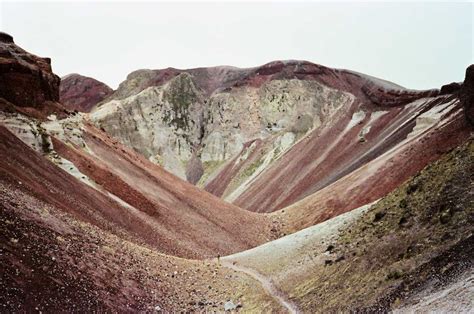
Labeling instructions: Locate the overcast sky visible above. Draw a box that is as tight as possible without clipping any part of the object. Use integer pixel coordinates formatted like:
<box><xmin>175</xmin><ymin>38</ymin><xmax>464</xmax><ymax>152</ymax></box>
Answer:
<box><xmin>1</xmin><ymin>1</ymin><xmax>472</xmax><ymax>89</ymax></box>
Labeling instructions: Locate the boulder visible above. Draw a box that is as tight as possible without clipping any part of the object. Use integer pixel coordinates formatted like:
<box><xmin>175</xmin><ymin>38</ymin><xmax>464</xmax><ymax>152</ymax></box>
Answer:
<box><xmin>0</xmin><ymin>32</ymin><xmax>65</xmax><ymax>119</ymax></box>
<box><xmin>0</xmin><ymin>32</ymin><xmax>60</xmax><ymax>109</ymax></box>
<box><xmin>224</xmin><ymin>300</ymin><xmax>238</xmax><ymax>311</ymax></box>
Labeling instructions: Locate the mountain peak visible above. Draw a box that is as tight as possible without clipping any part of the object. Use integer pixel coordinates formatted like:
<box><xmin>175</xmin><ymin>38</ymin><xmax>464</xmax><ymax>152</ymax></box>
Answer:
<box><xmin>59</xmin><ymin>73</ymin><xmax>113</xmax><ymax>112</ymax></box>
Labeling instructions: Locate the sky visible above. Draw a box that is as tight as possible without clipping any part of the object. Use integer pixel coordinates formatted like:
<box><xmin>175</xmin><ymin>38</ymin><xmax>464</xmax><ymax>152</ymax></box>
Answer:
<box><xmin>0</xmin><ymin>1</ymin><xmax>472</xmax><ymax>90</ymax></box>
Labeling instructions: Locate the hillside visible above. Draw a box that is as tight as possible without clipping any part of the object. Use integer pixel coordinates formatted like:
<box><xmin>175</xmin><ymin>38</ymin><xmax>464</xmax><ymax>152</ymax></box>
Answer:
<box><xmin>0</xmin><ymin>33</ymin><xmax>275</xmax><ymax>260</ymax></box>
<box><xmin>59</xmin><ymin>74</ymin><xmax>113</xmax><ymax>112</ymax></box>
<box><xmin>81</xmin><ymin>58</ymin><xmax>470</xmax><ymax>218</ymax></box>
<box><xmin>223</xmin><ymin>137</ymin><xmax>473</xmax><ymax>311</ymax></box>
<box><xmin>1</xmin><ymin>30</ymin><xmax>473</xmax><ymax>312</ymax></box>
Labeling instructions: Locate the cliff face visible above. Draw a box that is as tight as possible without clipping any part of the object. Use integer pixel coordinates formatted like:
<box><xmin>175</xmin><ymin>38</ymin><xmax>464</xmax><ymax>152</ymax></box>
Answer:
<box><xmin>6</xmin><ymin>28</ymin><xmax>469</xmax><ymax>216</ymax></box>
<box><xmin>0</xmin><ymin>34</ymin><xmax>272</xmax><ymax>260</ymax></box>
<box><xmin>0</xmin><ymin>36</ymin><xmax>278</xmax><ymax>310</ymax></box>
<box><xmin>461</xmin><ymin>65</ymin><xmax>474</xmax><ymax>125</ymax></box>
<box><xmin>88</xmin><ymin>60</ymin><xmax>466</xmax><ymax>213</ymax></box>
<box><xmin>91</xmin><ymin>70</ymin><xmax>354</xmax><ymax>180</ymax></box>
<box><xmin>1</xmin><ymin>33</ymin><xmax>472</xmax><ymax>313</ymax></box>
<box><xmin>60</xmin><ymin>74</ymin><xmax>113</xmax><ymax>112</ymax></box>
<box><xmin>0</xmin><ymin>32</ymin><xmax>61</xmax><ymax>117</ymax></box>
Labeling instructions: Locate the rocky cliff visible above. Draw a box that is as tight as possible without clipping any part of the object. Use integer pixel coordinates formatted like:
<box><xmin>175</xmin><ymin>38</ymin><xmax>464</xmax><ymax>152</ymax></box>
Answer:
<box><xmin>87</xmin><ymin>59</ymin><xmax>471</xmax><ymax>215</ymax></box>
<box><xmin>90</xmin><ymin>61</ymin><xmax>429</xmax><ymax>183</ymax></box>
<box><xmin>0</xmin><ymin>35</ymin><xmax>273</xmax><ymax>260</ymax></box>
<box><xmin>0</xmin><ymin>32</ymin><xmax>63</xmax><ymax>118</ymax></box>
<box><xmin>1</xmin><ymin>34</ymin><xmax>473</xmax><ymax>312</ymax></box>
<box><xmin>60</xmin><ymin>74</ymin><xmax>113</xmax><ymax>112</ymax></box>
<box><xmin>461</xmin><ymin>65</ymin><xmax>474</xmax><ymax>125</ymax></box>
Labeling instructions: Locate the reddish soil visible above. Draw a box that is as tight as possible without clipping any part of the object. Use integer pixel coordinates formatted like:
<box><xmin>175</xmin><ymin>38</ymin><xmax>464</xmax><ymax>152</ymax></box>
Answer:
<box><xmin>0</xmin><ymin>182</ymin><xmax>277</xmax><ymax>312</ymax></box>
<box><xmin>230</xmin><ymin>95</ymin><xmax>470</xmax><ymax>214</ymax></box>
<box><xmin>281</xmin><ymin>108</ymin><xmax>470</xmax><ymax>232</ymax></box>
<box><xmin>60</xmin><ymin>74</ymin><xmax>113</xmax><ymax>112</ymax></box>
<box><xmin>51</xmin><ymin>123</ymin><xmax>274</xmax><ymax>258</ymax></box>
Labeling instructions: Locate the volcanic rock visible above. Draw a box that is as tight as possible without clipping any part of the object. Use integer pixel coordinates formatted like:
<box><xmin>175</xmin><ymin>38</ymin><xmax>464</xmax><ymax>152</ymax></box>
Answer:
<box><xmin>0</xmin><ymin>32</ymin><xmax>14</xmax><ymax>43</ymax></box>
<box><xmin>60</xmin><ymin>74</ymin><xmax>113</xmax><ymax>112</ymax></box>
<box><xmin>460</xmin><ymin>65</ymin><xmax>474</xmax><ymax>126</ymax></box>
<box><xmin>440</xmin><ymin>82</ymin><xmax>462</xmax><ymax>95</ymax></box>
<box><xmin>0</xmin><ymin>32</ymin><xmax>61</xmax><ymax>112</ymax></box>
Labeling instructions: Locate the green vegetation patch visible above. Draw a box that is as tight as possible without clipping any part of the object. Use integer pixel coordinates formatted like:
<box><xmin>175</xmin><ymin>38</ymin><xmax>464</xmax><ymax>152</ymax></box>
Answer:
<box><xmin>240</xmin><ymin>158</ymin><xmax>264</xmax><ymax>180</ymax></box>
<box><xmin>196</xmin><ymin>160</ymin><xmax>225</xmax><ymax>188</ymax></box>
<box><xmin>162</xmin><ymin>74</ymin><xmax>200</xmax><ymax>131</ymax></box>
<box><xmin>292</xmin><ymin>138</ymin><xmax>474</xmax><ymax>312</ymax></box>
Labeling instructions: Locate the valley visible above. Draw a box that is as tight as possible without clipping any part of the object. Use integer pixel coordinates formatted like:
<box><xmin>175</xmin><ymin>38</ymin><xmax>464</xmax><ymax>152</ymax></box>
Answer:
<box><xmin>0</xmin><ymin>31</ymin><xmax>472</xmax><ymax>312</ymax></box>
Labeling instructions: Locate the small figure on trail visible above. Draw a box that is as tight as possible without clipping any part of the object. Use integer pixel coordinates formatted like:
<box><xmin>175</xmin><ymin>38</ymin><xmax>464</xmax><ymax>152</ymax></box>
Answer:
<box><xmin>217</xmin><ymin>253</ymin><xmax>221</xmax><ymax>266</ymax></box>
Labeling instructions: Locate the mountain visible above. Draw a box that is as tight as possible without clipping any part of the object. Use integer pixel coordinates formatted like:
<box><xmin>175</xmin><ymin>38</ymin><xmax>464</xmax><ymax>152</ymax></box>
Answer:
<box><xmin>0</xmin><ymin>34</ymin><xmax>275</xmax><ymax>261</ymax></box>
<box><xmin>1</xmin><ymin>31</ymin><xmax>472</xmax><ymax>312</ymax></box>
<box><xmin>223</xmin><ymin>137</ymin><xmax>473</xmax><ymax>312</ymax></box>
<box><xmin>59</xmin><ymin>74</ymin><xmax>113</xmax><ymax>112</ymax></box>
<box><xmin>84</xmin><ymin>59</ymin><xmax>469</xmax><ymax>219</ymax></box>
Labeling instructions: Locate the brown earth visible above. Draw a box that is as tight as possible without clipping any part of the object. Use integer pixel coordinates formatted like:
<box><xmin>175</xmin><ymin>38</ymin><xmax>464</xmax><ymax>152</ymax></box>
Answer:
<box><xmin>60</xmin><ymin>74</ymin><xmax>113</xmax><ymax>112</ymax></box>
<box><xmin>0</xmin><ymin>182</ymin><xmax>282</xmax><ymax>312</ymax></box>
<box><xmin>0</xmin><ymin>33</ymin><xmax>63</xmax><ymax>119</ymax></box>
<box><xmin>1</xmin><ymin>32</ymin><xmax>473</xmax><ymax>312</ymax></box>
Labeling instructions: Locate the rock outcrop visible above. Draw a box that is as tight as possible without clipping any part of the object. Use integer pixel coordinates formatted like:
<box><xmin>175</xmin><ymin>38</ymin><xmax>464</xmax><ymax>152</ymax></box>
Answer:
<box><xmin>461</xmin><ymin>65</ymin><xmax>474</xmax><ymax>126</ymax></box>
<box><xmin>440</xmin><ymin>82</ymin><xmax>462</xmax><ymax>95</ymax></box>
<box><xmin>0</xmin><ymin>37</ymin><xmax>272</xmax><ymax>260</ymax></box>
<box><xmin>51</xmin><ymin>45</ymin><xmax>473</xmax><ymax>217</ymax></box>
<box><xmin>1</xmin><ymin>34</ymin><xmax>472</xmax><ymax>313</ymax></box>
<box><xmin>89</xmin><ymin>60</ymin><xmax>450</xmax><ymax>199</ymax></box>
<box><xmin>0</xmin><ymin>32</ymin><xmax>61</xmax><ymax>117</ymax></box>
<box><xmin>60</xmin><ymin>74</ymin><xmax>113</xmax><ymax>112</ymax></box>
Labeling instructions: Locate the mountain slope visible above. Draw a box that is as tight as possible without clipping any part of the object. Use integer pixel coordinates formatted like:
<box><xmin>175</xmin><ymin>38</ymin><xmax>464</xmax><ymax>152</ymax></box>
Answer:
<box><xmin>2</xmin><ymin>31</ymin><xmax>473</xmax><ymax>312</ymax></box>
<box><xmin>223</xmin><ymin>137</ymin><xmax>473</xmax><ymax>311</ymax></box>
<box><xmin>0</xmin><ymin>33</ymin><xmax>275</xmax><ymax>260</ymax></box>
<box><xmin>85</xmin><ymin>58</ymin><xmax>469</xmax><ymax>219</ymax></box>
<box><xmin>0</xmin><ymin>178</ymin><xmax>282</xmax><ymax>312</ymax></box>
<box><xmin>60</xmin><ymin>74</ymin><xmax>113</xmax><ymax>112</ymax></box>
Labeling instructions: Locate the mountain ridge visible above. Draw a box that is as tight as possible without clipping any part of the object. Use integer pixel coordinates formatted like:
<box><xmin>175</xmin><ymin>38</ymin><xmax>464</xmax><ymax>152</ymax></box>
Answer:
<box><xmin>59</xmin><ymin>73</ymin><xmax>113</xmax><ymax>112</ymax></box>
<box><xmin>1</xmin><ymin>32</ymin><xmax>473</xmax><ymax>311</ymax></box>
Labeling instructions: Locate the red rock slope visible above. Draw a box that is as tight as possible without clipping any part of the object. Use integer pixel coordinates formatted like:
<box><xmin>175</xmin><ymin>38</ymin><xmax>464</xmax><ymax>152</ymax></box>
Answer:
<box><xmin>60</xmin><ymin>73</ymin><xmax>113</xmax><ymax>112</ymax></box>
<box><xmin>231</xmin><ymin>92</ymin><xmax>470</xmax><ymax>215</ymax></box>
<box><xmin>204</xmin><ymin>67</ymin><xmax>471</xmax><ymax>216</ymax></box>
<box><xmin>0</xmin><ymin>33</ymin><xmax>274</xmax><ymax>259</ymax></box>
<box><xmin>0</xmin><ymin>137</ymin><xmax>280</xmax><ymax>311</ymax></box>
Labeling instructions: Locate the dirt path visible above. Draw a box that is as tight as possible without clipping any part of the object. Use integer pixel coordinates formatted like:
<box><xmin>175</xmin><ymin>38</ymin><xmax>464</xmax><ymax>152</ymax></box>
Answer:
<box><xmin>221</xmin><ymin>260</ymin><xmax>300</xmax><ymax>313</ymax></box>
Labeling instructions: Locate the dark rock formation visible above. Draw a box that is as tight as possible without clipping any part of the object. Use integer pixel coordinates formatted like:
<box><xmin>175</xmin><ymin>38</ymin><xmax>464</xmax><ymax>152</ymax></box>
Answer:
<box><xmin>440</xmin><ymin>82</ymin><xmax>462</xmax><ymax>95</ymax></box>
<box><xmin>460</xmin><ymin>65</ymin><xmax>474</xmax><ymax>126</ymax></box>
<box><xmin>60</xmin><ymin>74</ymin><xmax>113</xmax><ymax>112</ymax></box>
<box><xmin>360</xmin><ymin>83</ymin><xmax>438</xmax><ymax>107</ymax></box>
<box><xmin>0</xmin><ymin>32</ymin><xmax>14</xmax><ymax>43</ymax></box>
<box><xmin>0</xmin><ymin>33</ymin><xmax>60</xmax><ymax>110</ymax></box>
